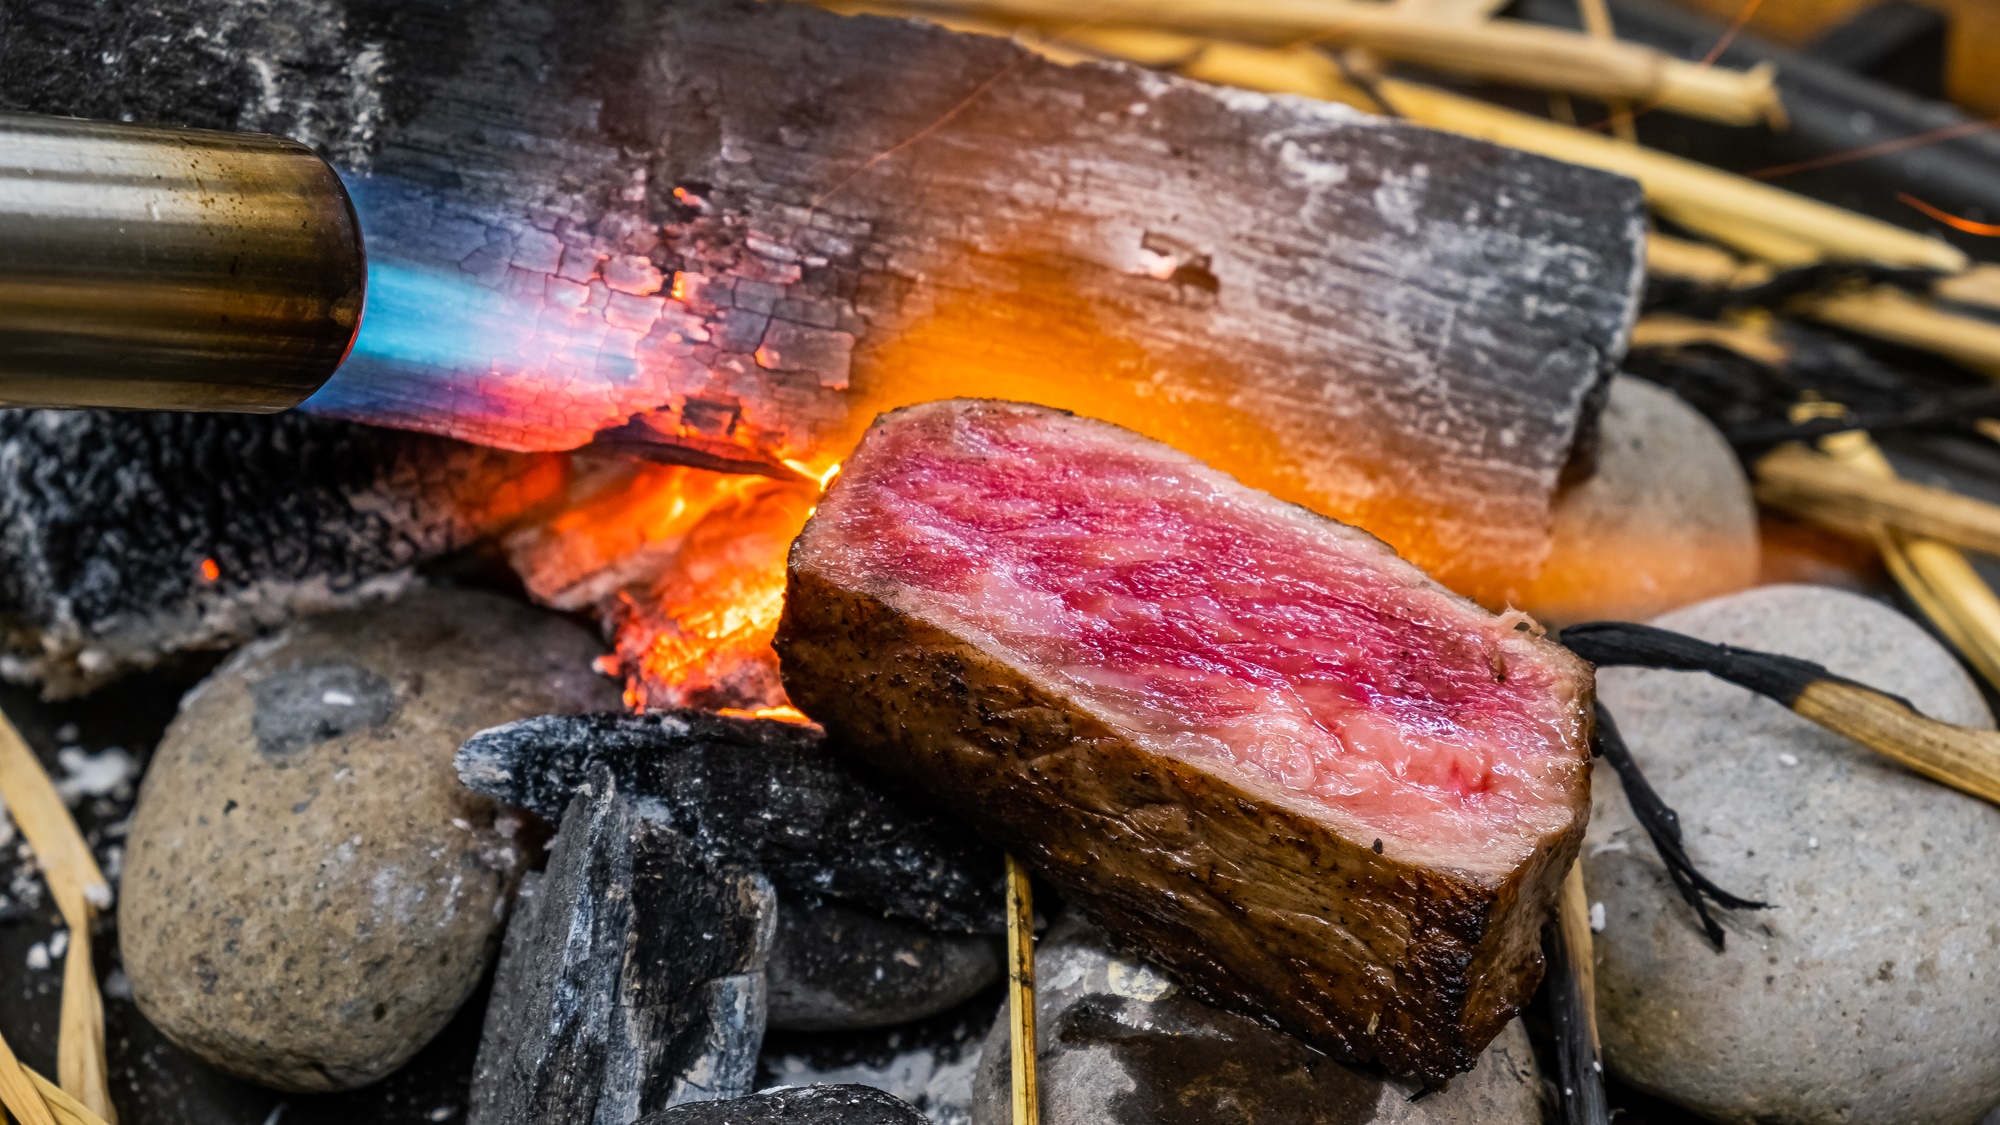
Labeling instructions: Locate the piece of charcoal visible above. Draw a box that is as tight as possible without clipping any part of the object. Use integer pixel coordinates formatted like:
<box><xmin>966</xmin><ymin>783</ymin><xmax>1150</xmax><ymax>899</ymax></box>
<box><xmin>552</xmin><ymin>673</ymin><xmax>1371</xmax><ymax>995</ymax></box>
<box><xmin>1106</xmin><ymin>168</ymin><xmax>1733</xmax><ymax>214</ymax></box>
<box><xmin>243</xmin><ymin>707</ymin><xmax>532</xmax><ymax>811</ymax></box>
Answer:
<box><xmin>0</xmin><ymin>409</ymin><xmax>562</xmax><ymax>696</ymax></box>
<box><xmin>456</xmin><ymin>710</ymin><xmax>1004</xmax><ymax>933</ymax></box>
<box><xmin>469</xmin><ymin>766</ymin><xmax>776</xmax><ymax>1125</ymax></box>
<box><xmin>1</xmin><ymin>0</ymin><xmax>1645</xmax><ymax>609</ymax></box>
<box><xmin>636</xmin><ymin>1084</ymin><xmax>929</xmax><ymax>1125</ymax></box>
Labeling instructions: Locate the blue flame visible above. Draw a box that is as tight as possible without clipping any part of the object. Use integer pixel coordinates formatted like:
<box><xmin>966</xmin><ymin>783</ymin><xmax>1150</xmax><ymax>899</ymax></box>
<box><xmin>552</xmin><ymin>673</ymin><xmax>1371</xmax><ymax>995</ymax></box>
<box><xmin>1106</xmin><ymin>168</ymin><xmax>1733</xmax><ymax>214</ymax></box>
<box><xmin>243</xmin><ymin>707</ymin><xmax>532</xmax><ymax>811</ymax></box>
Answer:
<box><xmin>300</xmin><ymin>172</ymin><xmax>663</xmax><ymax>450</ymax></box>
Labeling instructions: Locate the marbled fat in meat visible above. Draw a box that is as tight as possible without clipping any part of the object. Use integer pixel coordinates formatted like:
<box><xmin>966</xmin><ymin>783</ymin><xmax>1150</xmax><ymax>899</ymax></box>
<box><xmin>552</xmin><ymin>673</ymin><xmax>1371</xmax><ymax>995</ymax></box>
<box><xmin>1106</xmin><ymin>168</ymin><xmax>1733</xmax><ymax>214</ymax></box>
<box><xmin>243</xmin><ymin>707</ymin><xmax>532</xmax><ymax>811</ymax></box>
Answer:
<box><xmin>797</xmin><ymin>400</ymin><xmax>1588</xmax><ymax>874</ymax></box>
<box><xmin>777</xmin><ymin>399</ymin><xmax>1594</xmax><ymax>1081</ymax></box>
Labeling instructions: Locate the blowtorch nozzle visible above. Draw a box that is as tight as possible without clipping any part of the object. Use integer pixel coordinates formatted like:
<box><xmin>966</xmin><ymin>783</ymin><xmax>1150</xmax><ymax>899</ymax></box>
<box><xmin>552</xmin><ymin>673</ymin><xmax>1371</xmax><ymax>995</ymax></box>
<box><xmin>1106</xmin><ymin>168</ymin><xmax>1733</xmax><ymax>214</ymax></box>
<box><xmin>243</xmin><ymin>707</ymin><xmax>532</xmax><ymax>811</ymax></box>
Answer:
<box><xmin>0</xmin><ymin>112</ymin><xmax>366</xmax><ymax>412</ymax></box>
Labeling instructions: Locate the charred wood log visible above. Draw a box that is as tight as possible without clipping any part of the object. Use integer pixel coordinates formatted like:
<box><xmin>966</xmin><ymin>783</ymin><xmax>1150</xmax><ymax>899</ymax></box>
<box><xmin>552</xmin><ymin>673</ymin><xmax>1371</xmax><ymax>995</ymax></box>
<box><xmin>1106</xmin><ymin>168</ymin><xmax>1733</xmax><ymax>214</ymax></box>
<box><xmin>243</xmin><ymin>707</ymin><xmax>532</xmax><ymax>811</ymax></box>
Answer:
<box><xmin>469</xmin><ymin>766</ymin><xmax>776</xmax><ymax>1125</ymax></box>
<box><xmin>0</xmin><ymin>0</ymin><xmax>1646</xmax><ymax>605</ymax></box>
<box><xmin>0</xmin><ymin>409</ymin><xmax>562</xmax><ymax>696</ymax></box>
<box><xmin>455</xmin><ymin>709</ymin><xmax>1005</xmax><ymax>932</ymax></box>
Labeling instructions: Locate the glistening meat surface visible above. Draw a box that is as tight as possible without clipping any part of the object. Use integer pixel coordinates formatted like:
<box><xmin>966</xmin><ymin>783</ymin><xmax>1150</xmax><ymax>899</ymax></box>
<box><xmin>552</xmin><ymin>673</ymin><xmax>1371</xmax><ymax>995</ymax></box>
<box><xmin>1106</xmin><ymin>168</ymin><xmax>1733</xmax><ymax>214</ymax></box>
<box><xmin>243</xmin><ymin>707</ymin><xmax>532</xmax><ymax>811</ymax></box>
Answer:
<box><xmin>776</xmin><ymin>399</ymin><xmax>1593</xmax><ymax>1080</ymax></box>
<box><xmin>800</xmin><ymin>401</ymin><xmax>1584</xmax><ymax>871</ymax></box>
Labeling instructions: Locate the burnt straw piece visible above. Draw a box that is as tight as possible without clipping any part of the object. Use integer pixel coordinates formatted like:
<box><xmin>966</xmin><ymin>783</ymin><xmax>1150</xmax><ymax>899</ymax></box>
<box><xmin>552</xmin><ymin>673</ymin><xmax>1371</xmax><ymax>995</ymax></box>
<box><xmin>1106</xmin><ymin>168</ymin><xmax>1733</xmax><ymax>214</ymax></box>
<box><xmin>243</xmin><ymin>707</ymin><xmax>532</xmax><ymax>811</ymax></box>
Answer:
<box><xmin>455</xmin><ymin>709</ymin><xmax>1004</xmax><ymax>933</ymax></box>
<box><xmin>636</xmin><ymin>1084</ymin><xmax>929</xmax><ymax>1125</ymax></box>
<box><xmin>1590</xmin><ymin>704</ymin><xmax>1767</xmax><ymax>951</ymax></box>
<box><xmin>469</xmin><ymin>767</ymin><xmax>776</xmax><ymax>1125</ymax></box>
<box><xmin>1562</xmin><ymin>620</ymin><xmax>1897</xmax><ymax>709</ymax></box>
<box><xmin>1542</xmin><ymin>919</ymin><xmax>1609</xmax><ymax>1125</ymax></box>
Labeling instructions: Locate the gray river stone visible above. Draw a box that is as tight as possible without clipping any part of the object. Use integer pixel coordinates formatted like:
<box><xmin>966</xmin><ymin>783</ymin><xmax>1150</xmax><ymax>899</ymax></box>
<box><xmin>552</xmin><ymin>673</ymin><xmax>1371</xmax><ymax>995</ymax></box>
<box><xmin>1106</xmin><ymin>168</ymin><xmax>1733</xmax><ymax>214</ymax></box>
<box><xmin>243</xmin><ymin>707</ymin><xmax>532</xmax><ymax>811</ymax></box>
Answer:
<box><xmin>1520</xmin><ymin>375</ymin><xmax>1758</xmax><ymax>625</ymax></box>
<box><xmin>119</xmin><ymin>586</ymin><xmax>621</xmax><ymax>1091</ymax></box>
<box><xmin>768</xmin><ymin>900</ymin><xmax>1003</xmax><ymax>1033</ymax></box>
<box><xmin>968</xmin><ymin>914</ymin><xmax>1543</xmax><ymax>1125</ymax></box>
<box><xmin>1588</xmin><ymin>583</ymin><xmax>2000</xmax><ymax>1125</ymax></box>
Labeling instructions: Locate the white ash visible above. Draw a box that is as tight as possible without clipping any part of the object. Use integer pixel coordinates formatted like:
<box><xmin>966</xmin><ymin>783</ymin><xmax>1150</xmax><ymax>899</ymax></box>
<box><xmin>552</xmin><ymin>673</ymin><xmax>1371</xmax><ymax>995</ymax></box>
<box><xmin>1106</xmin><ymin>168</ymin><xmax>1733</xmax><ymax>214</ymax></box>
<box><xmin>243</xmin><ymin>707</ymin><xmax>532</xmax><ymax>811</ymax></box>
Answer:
<box><xmin>104</xmin><ymin>967</ymin><xmax>133</xmax><ymax>1001</ymax></box>
<box><xmin>762</xmin><ymin>1039</ymin><xmax>981</xmax><ymax>1125</ymax></box>
<box><xmin>26</xmin><ymin>942</ymin><xmax>49</xmax><ymax>971</ymax></box>
<box><xmin>55</xmin><ymin>745</ymin><xmax>138</xmax><ymax>804</ymax></box>
<box><xmin>49</xmin><ymin>928</ymin><xmax>68</xmax><ymax>958</ymax></box>
<box><xmin>9</xmin><ymin>849</ymin><xmax>44</xmax><ymax>911</ymax></box>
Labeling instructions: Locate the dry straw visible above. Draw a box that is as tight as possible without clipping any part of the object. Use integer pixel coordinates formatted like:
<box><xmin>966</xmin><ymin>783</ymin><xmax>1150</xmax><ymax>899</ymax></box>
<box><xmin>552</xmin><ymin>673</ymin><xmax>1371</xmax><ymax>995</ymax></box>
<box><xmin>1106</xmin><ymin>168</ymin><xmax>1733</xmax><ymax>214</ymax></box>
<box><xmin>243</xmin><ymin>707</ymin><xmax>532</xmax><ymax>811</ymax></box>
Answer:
<box><xmin>0</xmin><ymin>708</ymin><xmax>116</xmax><ymax>1123</ymax></box>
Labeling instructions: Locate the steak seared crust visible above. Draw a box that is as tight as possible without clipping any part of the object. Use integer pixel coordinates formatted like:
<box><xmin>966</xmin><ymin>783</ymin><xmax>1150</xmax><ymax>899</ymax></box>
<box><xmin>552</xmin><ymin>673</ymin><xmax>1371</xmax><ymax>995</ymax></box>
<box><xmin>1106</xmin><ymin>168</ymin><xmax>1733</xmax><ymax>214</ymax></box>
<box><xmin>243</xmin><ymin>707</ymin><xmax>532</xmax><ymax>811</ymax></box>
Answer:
<box><xmin>775</xmin><ymin>400</ymin><xmax>1591</xmax><ymax>1081</ymax></box>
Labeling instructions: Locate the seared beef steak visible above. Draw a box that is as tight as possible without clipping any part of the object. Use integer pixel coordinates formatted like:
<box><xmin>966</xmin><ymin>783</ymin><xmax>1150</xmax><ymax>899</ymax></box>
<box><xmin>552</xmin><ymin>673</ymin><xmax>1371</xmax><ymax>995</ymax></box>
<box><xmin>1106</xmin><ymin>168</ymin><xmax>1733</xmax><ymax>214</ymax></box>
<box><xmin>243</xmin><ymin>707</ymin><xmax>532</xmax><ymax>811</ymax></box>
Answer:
<box><xmin>774</xmin><ymin>400</ymin><xmax>1593</xmax><ymax>1082</ymax></box>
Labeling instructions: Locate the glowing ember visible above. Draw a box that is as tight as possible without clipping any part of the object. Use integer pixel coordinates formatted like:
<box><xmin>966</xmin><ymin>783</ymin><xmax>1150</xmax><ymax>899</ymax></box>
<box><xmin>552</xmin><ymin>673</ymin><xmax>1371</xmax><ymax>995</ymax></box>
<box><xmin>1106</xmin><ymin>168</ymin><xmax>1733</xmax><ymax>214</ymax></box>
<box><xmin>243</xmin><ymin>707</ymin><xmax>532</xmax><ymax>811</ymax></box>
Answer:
<box><xmin>715</xmin><ymin>705</ymin><xmax>814</xmax><ymax>724</ymax></box>
<box><xmin>507</xmin><ymin>455</ymin><xmax>836</xmax><ymax>712</ymax></box>
<box><xmin>198</xmin><ymin>558</ymin><xmax>220</xmax><ymax>582</ymax></box>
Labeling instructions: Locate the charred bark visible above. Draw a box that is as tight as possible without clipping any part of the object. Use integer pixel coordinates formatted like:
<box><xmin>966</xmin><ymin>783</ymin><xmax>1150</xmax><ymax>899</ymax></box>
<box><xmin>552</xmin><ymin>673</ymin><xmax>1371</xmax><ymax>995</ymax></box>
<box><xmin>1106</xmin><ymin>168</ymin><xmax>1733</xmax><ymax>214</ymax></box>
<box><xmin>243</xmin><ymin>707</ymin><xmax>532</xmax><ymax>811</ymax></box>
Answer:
<box><xmin>0</xmin><ymin>408</ymin><xmax>561</xmax><ymax>696</ymax></box>
<box><xmin>1</xmin><ymin>0</ymin><xmax>1645</xmax><ymax>604</ymax></box>
<box><xmin>469</xmin><ymin>767</ymin><xmax>777</xmax><ymax>1125</ymax></box>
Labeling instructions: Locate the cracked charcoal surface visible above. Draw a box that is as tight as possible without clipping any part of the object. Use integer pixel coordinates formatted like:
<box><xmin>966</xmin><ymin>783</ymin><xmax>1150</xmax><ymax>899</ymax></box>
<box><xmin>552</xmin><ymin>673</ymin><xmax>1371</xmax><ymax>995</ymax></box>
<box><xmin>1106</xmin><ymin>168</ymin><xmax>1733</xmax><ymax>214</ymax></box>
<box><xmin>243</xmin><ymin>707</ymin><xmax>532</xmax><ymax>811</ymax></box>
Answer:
<box><xmin>0</xmin><ymin>409</ymin><xmax>559</xmax><ymax>696</ymax></box>
<box><xmin>638</xmin><ymin>1084</ymin><xmax>930</xmax><ymax>1125</ymax></box>
<box><xmin>470</xmin><ymin>767</ymin><xmax>774</xmax><ymax>1125</ymax></box>
<box><xmin>456</xmin><ymin>710</ymin><xmax>1004</xmax><ymax>933</ymax></box>
<box><xmin>1</xmin><ymin>0</ymin><xmax>1644</xmax><ymax>606</ymax></box>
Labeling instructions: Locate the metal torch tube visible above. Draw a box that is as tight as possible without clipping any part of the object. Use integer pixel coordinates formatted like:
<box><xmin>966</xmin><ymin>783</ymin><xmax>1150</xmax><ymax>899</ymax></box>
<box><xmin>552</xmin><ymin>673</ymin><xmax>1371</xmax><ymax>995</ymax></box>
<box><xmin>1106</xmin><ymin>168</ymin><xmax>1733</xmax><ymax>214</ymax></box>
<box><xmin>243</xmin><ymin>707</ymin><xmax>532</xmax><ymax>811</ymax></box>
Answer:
<box><xmin>0</xmin><ymin>113</ymin><xmax>365</xmax><ymax>412</ymax></box>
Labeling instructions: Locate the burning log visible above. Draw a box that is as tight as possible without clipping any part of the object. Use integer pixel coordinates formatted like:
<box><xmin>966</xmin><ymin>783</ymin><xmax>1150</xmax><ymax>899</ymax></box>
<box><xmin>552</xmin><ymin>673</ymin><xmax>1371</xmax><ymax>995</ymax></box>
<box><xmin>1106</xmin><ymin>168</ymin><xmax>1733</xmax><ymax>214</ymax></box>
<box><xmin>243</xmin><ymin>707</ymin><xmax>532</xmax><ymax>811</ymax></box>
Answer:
<box><xmin>0</xmin><ymin>0</ymin><xmax>1646</xmax><ymax>607</ymax></box>
<box><xmin>775</xmin><ymin>400</ymin><xmax>1595</xmax><ymax>1083</ymax></box>
<box><xmin>455</xmin><ymin>709</ymin><xmax>1004</xmax><ymax>932</ymax></box>
<box><xmin>0</xmin><ymin>409</ymin><xmax>563</xmax><ymax>696</ymax></box>
<box><xmin>469</xmin><ymin>767</ymin><xmax>777</xmax><ymax>1125</ymax></box>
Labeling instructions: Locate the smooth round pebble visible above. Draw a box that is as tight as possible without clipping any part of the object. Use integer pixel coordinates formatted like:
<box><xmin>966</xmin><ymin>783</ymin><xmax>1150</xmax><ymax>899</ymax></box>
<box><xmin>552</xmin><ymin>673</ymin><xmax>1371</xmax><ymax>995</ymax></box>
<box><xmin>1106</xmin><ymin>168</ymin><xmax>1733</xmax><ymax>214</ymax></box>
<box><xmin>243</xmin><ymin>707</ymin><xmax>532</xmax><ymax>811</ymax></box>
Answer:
<box><xmin>767</xmin><ymin>899</ymin><xmax>1003</xmax><ymax>1032</ymax></box>
<box><xmin>1521</xmin><ymin>375</ymin><xmax>1758</xmax><ymax>625</ymax></box>
<box><xmin>970</xmin><ymin>913</ymin><xmax>1544</xmax><ymax>1125</ymax></box>
<box><xmin>121</xmin><ymin>587</ymin><xmax>622</xmax><ymax>1091</ymax></box>
<box><xmin>1588</xmin><ymin>584</ymin><xmax>2000</xmax><ymax>1125</ymax></box>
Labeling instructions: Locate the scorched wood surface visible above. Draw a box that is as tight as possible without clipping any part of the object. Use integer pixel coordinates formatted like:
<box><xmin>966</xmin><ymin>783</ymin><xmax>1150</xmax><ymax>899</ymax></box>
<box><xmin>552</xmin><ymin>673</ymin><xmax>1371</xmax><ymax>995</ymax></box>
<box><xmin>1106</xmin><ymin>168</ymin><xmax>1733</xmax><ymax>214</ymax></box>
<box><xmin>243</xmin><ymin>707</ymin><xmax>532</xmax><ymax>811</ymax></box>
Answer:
<box><xmin>0</xmin><ymin>0</ymin><xmax>1645</xmax><ymax>604</ymax></box>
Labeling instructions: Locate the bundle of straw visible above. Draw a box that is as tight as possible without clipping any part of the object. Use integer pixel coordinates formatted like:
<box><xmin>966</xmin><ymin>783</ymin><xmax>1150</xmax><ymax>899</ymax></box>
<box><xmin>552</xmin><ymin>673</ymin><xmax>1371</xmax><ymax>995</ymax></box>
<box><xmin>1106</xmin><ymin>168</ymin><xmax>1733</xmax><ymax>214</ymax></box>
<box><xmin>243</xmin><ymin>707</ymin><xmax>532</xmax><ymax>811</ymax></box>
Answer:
<box><xmin>0</xmin><ymin>709</ymin><xmax>116</xmax><ymax>1125</ymax></box>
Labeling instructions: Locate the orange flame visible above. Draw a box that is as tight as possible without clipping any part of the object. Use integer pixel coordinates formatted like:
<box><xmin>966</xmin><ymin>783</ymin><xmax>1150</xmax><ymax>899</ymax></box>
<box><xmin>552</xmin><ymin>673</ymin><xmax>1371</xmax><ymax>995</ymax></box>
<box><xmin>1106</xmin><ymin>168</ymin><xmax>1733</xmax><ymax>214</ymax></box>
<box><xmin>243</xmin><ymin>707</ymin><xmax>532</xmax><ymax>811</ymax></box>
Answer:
<box><xmin>510</xmin><ymin>453</ymin><xmax>841</xmax><ymax>713</ymax></box>
<box><xmin>716</xmin><ymin>705</ymin><xmax>815</xmax><ymax>724</ymax></box>
<box><xmin>198</xmin><ymin>558</ymin><xmax>221</xmax><ymax>582</ymax></box>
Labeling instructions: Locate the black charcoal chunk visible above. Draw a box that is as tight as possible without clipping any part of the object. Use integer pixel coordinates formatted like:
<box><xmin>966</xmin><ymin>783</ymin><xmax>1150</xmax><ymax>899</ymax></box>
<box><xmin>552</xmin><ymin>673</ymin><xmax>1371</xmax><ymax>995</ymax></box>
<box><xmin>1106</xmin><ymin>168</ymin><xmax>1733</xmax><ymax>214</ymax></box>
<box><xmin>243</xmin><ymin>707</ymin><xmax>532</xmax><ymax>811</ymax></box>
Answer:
<box><xmin>767</xmin><ymin>901</ymin><xmax>1002</xmax><ymax>1033</ymax></box>
<box><xmin>637</xmin><ymin>1084</ymin><xmax>930</xmax><ymax>1125</ymax></box>
<box><xmin>0</xmin><ymin>409</ymin><xmax>554</xmax><ymax>696</ymax></box>
<box><xmin>470</xmin><ymin>767</ymin><xmax>775</xmax><ymax>1125</ymax></box>
<box><xmin>456</xmin><ymin>710</ymin><xmax>1004</xmax><ymax>932</ymax></box>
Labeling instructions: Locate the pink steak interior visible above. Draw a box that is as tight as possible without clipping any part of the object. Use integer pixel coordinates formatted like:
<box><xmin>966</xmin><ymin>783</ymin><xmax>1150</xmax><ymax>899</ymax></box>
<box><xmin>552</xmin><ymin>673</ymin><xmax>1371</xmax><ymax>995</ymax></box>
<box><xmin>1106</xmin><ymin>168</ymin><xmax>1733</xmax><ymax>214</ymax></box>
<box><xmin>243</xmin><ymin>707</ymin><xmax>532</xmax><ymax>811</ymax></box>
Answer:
<box><xmin>801</xmin><ymin>401</ymin><xmax>1589</xmax><ymax>870</ymax></box>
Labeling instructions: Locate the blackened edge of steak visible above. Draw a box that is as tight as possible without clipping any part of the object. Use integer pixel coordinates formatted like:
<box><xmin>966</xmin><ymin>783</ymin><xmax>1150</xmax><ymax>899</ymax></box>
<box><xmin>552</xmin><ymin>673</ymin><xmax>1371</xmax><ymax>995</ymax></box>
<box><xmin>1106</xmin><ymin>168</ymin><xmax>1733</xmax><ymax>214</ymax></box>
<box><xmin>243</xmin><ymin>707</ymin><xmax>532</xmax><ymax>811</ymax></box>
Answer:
<box><xmin>454</xmin><ymin>709</ymin><xmax>1006</xmax><ymax>933</ymax></box>
<box><xmin>773</xmin><ymin>566</ymin><xmax>1588</xmax><ymax>1084</ymax></box>
<box><xmin>0</xmin><ymin>409</ymin><xmax>559</xmax><ymax>697</ymax></box>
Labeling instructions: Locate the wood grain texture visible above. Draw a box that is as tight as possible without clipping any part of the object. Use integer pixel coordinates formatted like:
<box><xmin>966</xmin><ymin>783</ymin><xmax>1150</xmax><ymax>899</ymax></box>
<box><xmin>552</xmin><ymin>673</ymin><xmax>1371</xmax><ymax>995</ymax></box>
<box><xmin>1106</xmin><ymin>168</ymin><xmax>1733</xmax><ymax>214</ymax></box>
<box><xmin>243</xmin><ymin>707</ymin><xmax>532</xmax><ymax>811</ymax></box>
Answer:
<box><xmin>0</xmin><ymin>0</ymin><xmax>1644</xmax><ymax>604</ymax></box>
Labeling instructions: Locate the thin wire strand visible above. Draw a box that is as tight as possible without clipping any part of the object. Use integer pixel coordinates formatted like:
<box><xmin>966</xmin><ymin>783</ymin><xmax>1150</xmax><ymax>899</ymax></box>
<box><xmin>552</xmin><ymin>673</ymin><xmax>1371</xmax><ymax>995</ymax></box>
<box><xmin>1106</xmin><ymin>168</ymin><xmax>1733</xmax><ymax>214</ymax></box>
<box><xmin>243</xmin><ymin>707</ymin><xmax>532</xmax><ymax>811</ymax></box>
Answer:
<box><xmin>1698</xmin><ymin>0</ymin><xmax>1766</xmax><ymax>67</ymax></box>
<box><xmin>1900</xmin><ymin>192</ymin><xmax>2000</xmax><ymax>237</ymax></box>
<box><xmin>1749</xmin><ymin>117</ymin><xmax>2000</xmax><ymax>181</ymax></box>
<box><xmin>1573</xmin><ymin>0</ymin><xmax>1765</xmax><ymax>134</ymax></box>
